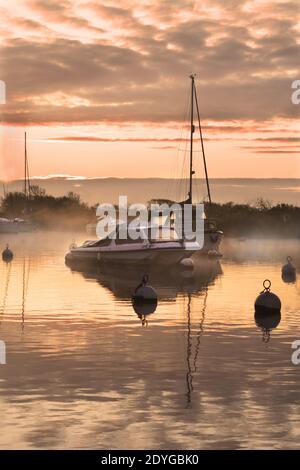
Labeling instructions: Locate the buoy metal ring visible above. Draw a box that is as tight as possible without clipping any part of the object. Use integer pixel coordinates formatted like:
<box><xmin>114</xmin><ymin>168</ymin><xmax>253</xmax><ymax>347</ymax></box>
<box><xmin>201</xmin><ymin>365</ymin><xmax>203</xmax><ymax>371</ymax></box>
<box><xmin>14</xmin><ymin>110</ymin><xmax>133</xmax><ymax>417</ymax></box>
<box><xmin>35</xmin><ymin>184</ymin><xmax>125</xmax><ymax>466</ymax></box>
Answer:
<box><xmin>263</xmin><ymin>279</ymin><xmax>271</xmax><ymax>291</ymax></box>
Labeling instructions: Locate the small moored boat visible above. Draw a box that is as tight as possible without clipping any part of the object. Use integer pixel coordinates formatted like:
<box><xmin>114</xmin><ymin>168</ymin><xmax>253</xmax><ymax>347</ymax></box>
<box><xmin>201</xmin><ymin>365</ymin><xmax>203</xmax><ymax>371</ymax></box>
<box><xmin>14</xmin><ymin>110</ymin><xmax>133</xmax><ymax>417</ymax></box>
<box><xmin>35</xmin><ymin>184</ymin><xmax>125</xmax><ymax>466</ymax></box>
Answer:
<box><xmin>66</xmin><ymin>75</ymin><xmax>223</xmax><ymax>266</ymax></box>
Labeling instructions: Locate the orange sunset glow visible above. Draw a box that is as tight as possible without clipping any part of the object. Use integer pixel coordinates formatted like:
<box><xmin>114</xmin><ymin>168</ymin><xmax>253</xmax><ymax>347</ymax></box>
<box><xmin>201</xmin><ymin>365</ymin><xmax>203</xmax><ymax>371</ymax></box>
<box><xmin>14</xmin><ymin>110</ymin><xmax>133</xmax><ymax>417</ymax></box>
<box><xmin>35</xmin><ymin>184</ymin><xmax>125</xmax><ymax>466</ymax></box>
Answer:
<box><xmin>1</xmin><ymin>1</ymin><xmax>300</xmax><ymax>454</ymax></box>
<box><xmin>0</xmin><ymin>0</ymin><xmax>299</xmax><ymax>180</ymax></box>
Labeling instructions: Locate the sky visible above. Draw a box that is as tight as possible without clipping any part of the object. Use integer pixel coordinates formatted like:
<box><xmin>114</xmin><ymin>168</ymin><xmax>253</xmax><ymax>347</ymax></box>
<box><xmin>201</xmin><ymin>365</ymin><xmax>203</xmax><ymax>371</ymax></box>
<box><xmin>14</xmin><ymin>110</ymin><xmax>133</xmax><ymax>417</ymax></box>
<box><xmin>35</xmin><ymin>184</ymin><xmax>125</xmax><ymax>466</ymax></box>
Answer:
<box><xmin>0</xmin><ymin>0</ymin><xmax>299</xmax><ymax>180</ymax></box>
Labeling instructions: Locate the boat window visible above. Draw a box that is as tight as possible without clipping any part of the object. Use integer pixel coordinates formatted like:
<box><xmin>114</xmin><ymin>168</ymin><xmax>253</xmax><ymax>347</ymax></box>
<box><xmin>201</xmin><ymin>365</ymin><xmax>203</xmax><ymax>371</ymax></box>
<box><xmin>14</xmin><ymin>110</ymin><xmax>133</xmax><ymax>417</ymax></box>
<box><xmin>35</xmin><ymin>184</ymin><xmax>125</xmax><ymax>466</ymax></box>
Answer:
<box><xmin>81</xmin><ymin>236</ymin><xmax>112</xmax><ymax>247</ymax></box>
<box><xmin>92</xmin><ymin>237</ymin><xmax>112</xmax><ymax>247</ymax></box>
<box><xmin>115</xmin><ymin>235</ymin><xmax>141</xmax><ymax>245</ymax></box>
<box><xmin>149</xmin><ymin>227</ymin><xmax>181</xmax><ymax>241</ymax></box>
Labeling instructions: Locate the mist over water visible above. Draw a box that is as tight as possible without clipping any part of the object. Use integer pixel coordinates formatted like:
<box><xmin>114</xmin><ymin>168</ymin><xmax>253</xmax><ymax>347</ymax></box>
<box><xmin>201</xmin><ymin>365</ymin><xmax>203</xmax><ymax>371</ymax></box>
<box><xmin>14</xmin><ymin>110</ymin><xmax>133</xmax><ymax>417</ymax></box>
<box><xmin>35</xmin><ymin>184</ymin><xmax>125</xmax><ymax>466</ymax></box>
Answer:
<box><xmin>0</xmin><ymin>232</ymin><xmax>299</xmax><ymax>449</ymax></box>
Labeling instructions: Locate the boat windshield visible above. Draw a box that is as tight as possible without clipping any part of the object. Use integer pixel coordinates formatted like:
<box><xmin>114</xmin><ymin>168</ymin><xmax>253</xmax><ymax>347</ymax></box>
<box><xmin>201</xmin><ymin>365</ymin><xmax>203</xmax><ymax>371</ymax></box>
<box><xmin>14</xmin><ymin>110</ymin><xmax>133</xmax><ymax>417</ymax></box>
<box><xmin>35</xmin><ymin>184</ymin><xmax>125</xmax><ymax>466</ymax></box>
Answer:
<box><xmin>147</xmin><ymin>226</ymin><xmax>181</xmax><ymax>242</ymax></box>
<box><xmin>80</xmin><ymin>224</ymin><xmax>182</xmax><ymax>247</ymax></box>
<box><xmin>81</xmin><ymin>227</ymin><xmax>116</xmax><ymax>247</ymax></box>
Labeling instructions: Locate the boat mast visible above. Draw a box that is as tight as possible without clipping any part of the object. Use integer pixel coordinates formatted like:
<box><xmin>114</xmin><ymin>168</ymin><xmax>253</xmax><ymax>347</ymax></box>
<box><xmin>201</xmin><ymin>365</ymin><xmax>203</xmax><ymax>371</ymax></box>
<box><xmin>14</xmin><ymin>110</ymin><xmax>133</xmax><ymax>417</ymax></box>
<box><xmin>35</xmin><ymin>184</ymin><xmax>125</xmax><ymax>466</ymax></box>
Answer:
<box><xmin>24</xmin><ymin>131</ymin><xmax>27</xmax><ymax>197</ymax></box>
<box><xmin>188</xmin><ymin>74</ymin><xmax>195</xmax><ymax>204</ymax></box>
<box><xmin>24</xmin><ymin>131</ymin><xmax>31</xmax><ymax>198</ymax></box>
<box><xmin>194</xmin><ymin>80</ymin><xmax>212</xmax><ymax>205</ymax></box>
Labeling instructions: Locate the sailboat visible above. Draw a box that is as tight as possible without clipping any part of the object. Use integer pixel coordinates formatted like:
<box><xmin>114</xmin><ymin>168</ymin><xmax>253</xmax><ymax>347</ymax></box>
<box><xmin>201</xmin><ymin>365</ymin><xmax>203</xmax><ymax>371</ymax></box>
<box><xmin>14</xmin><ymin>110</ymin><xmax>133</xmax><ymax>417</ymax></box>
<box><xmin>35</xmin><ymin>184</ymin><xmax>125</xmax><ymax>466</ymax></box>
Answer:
<box><xmin>0</xmin><ymin>132</ymin><xmax>35</xmax><ymax>233</ymax></box>
<box><xmin>66</xmin><ymin>75</ymin><xmax>223</xmax><ymax>266</ymax></box>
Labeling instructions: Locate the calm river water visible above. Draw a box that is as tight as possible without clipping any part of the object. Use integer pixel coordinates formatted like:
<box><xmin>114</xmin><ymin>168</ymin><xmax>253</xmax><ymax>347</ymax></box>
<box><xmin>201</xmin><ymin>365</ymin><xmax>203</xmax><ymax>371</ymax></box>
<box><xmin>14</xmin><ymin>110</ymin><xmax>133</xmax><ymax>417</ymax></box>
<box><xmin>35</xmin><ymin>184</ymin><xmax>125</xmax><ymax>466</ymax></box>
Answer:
<box><xmin>0</xmin><ymin>233</ymin><xmax>299</xmax><ymax>449</ymax></box>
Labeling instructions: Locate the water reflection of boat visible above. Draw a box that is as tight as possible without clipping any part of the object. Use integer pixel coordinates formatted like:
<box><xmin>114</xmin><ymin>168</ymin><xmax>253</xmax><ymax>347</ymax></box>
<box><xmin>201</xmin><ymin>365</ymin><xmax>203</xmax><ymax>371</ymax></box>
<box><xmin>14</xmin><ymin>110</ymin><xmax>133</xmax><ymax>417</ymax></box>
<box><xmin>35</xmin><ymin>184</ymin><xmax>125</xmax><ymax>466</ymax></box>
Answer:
<box><xmin>0</xmin><ymin>255</ymin><xmax>30</xmax><ymax>329</ymax></box>
<box><xmin>67</xmin><ymin>255</ymin><xmax>221</xmax><ymax>406</ymax></box>
<box><xmin>185</xmin><ymin>288</ymin><xmax>208</xmax><ymax>405</ymax></box>
<box><xmin>66</xmin><ymin>257</ymin><xmax>222</xmax><ymax>302</ymax></box>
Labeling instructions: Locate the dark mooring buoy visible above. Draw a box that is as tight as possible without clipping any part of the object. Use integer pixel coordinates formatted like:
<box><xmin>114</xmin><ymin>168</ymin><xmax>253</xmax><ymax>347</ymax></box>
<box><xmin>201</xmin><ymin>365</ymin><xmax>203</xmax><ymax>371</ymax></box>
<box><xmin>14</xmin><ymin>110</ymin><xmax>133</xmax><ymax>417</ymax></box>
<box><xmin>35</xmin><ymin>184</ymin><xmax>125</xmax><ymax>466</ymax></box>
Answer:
<box><xmin>132</xmin><ymin>274</ymin><xmax>157</xmax><ymax>301</ymax></box>
<box><xmin>282</xmin><ymin>256</ymin><xmax>296</xmax><ymax>283</ymax></box>
<box><xmin>132</xmin><ymin>299</ymin><xmax>157</xmax><ymax>318</ymax></box>
<box><xmin>2</xmin><ymin>244</ymin><xmax>13</xmax><ymax>262</ymax></box>
<box><xmin>132</xmin><ymin>274</ymin><xmax>158</xmax><ymax>317</ymax></box>
<box><xmin>254</xmin><ymin>279</ymin><xmax>281</xmax><ymax>315</ymax></box>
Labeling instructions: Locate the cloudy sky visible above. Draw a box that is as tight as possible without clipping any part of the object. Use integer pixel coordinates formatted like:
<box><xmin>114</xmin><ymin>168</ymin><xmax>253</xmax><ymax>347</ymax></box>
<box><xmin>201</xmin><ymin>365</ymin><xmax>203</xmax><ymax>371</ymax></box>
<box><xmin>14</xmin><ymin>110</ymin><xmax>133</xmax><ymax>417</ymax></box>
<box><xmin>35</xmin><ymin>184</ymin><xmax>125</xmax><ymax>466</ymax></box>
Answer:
<box><xmin>0</xmin><ymin>0</ymin><xmax>299</xmax><ymax>180</ymax></box>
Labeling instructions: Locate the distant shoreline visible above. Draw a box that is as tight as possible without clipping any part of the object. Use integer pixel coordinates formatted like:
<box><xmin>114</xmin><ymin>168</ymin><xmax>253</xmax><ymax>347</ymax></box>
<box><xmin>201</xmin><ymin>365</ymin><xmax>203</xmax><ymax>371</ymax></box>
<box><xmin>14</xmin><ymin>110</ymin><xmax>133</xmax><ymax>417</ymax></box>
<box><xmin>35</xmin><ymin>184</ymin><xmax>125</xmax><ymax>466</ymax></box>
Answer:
<box><xmin>1</xmin><ymin>177</ymin><xmax>299</xmax><ymax>207</ymax></box>
<box><xmin>1</xmin><ymin>188</ymin><xmax>299</xmax><ymax>237</ymax></box>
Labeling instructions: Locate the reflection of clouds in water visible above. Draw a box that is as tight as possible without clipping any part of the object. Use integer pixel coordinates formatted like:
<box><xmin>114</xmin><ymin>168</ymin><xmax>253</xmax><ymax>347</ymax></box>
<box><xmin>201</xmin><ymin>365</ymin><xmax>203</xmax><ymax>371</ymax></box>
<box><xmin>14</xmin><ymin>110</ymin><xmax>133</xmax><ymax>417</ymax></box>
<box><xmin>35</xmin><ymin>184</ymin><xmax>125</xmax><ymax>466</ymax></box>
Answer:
<box><xmin>1</xmin><ymin>318</ymin><xmax>298</xmax><ymax>449</ymax></box>
<box><xmin>0</xmin><ymin>234</ymin><xmax>299</xmax><ymax>449</ymax></box>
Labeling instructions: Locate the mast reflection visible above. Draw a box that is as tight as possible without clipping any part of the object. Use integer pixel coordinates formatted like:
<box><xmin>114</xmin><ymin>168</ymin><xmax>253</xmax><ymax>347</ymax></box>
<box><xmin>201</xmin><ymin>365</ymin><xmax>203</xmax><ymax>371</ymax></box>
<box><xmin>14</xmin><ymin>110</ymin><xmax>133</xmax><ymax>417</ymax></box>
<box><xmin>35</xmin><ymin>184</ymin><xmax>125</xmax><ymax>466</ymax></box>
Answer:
<box><xmin>66</xmin><ymin>256</ymin><xmax>222</xmax><ymax>406</ymax></box>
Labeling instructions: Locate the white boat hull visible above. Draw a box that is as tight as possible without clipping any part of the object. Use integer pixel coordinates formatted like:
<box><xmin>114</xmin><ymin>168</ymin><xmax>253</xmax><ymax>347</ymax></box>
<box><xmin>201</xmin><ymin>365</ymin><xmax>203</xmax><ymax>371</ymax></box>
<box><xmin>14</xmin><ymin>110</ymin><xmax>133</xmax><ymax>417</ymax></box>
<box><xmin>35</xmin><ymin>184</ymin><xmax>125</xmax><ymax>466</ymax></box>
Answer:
<box><xmin>0</xmin><ymin>222</ymin><xmax>19</xmax><ymax>233</ymax></box>
<box><xmin>66</xmin><ymin>230</ymin><xmax>223</xmax><ymax>266</ymax></box>
<box><xmin>0</xmin><ymin>221</ymin><xmax>35</xmax><ymax>233</ymax></box>
<box><xmin>67</xmin><ymin>244</ymin><xmax>196</xmax><ymax>265</ymax></box>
